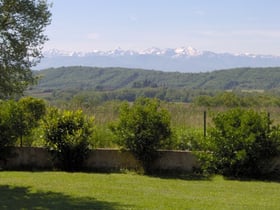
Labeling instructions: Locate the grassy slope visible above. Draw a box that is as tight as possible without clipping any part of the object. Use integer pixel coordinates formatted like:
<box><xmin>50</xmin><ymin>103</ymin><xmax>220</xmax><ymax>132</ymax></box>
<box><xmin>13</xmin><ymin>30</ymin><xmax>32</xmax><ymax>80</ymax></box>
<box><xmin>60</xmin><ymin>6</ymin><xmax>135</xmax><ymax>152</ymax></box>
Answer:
<box><xmin>33</xmin><ymin>66</ymin><xmax>280</xmax><ymax>91</ymax></box>
<box><xmin>0</xmin><ymin>172</ymin><xmax>279</xmax><ymax>209</ymax></box>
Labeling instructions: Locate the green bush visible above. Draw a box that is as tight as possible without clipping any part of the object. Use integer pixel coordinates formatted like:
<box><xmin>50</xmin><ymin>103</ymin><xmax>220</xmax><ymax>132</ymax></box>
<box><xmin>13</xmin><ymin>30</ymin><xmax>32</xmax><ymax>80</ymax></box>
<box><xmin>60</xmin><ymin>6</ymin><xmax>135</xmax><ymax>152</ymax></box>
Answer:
<box><xmin>110</xmin><ymin>97</ymin><xmax>172</xmax><ymax>173</ymax></box>
<box><xmin>16</xmin><ymin>97</ymin><xmax>47</xmax><ymax>146</ymax></box>
<box><xmin>43</xmin><ymin>108</ymin><xmax>94</xmax><ymax>171</ymax></box>
<box><xmin>90</xmin><ymin>125</ymin><xmax>117</xmax><ymax>148</ymax></box>
<box><xmin>0</xmin><ymin>98</ymin><xmax>46</xmax><ymax>160</ymax></box>
<box><xmin>199</xmin><ymin>108</ymin><xmax>280</xmax><ymax>178</ymax></box>
<box><xmin>172</xmin><ymin>128</ymin><xmax>205</xmax><ymax>151</ymax></box>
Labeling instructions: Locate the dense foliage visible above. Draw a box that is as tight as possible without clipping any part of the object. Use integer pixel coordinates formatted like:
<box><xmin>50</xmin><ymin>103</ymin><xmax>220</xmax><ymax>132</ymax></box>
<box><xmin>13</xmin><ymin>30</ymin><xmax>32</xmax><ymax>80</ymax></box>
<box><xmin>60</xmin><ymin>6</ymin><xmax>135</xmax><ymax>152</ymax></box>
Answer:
<box><xmin>198</xmin><ymin>108</ymin><xmax>280</xmax><ymax>178</ymax></box>
<box><xmin>0</xmin><ymin>97</ymin><xmax>46</xmax><ymax>160</ymax></box>
<box><xmin>110</xmin><ymin>97</ymin><xmax>172</xmax><ymax>173</ymax></box>
<box><xmin>16</xmin><ymin>97</ymin><xmax>46</xmax><ymax>146</ymax></box>
<box><xmin>0</xmin><ymin>0</ymin><xmax>51</xmax><ymax>98</ymax></box>
<box><xmin>0</xmin><ymin>100</ymin><xmax>19</xmax><ymax>160</ymax></box>
<box><xmin>43</xmin><ymin>108</ymin><xmax>94</xmax><ymax>171</ymax></box>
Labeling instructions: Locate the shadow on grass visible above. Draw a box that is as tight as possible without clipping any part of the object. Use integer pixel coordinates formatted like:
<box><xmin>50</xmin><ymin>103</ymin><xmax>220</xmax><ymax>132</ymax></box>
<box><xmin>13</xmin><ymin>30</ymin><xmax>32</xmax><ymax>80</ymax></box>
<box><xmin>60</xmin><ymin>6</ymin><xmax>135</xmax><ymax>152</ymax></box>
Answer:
<box><xmin>0</xmin><ymin>185</ymin><xmax>130</xmax><ymax>210</ymax></box>
<box><xmin>222</xmin><ymin>175</ymin><xmax>280</xmax><ymax>183</ymax></box>
<box><xmin>145</xmin><ymin>170</ymin><xmax>212</xmax><ymax>181</ymax></box>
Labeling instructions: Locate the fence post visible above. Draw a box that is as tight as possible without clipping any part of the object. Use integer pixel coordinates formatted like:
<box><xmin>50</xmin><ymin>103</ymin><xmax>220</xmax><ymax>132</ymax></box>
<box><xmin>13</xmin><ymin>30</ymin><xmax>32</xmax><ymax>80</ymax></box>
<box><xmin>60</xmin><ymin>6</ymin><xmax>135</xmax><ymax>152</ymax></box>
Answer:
<box><xmin>267</xmin><ymin>112</ymin><xmax>270</xmax><ymax>132</ymax></box>
<box><xmin>204</xmin><ymin>111</ymin><xmax>207</xmax><ymax>137</ymax></box>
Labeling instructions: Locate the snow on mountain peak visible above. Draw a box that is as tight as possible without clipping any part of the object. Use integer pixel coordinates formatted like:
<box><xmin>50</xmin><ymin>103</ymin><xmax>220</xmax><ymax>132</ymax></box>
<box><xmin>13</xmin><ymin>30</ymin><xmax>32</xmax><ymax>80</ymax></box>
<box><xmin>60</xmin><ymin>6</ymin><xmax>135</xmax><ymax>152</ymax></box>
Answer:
<box><xmin>43</xmin><ymin>46</ymin><xmax>279</xmax><ymax>60</ymax></box>
<box><xmin>38</xmin><ymin>46</ymin><xmax>280</xmax><ymax>72</ymax></box>
<box><xmin>43</xmin><ymin>46</ymin><xmax>203</xmax><ymax>58</ymax></box>
<box><xmin>174</xmin><ymin>46</ymin><xmax>201</xmax><ymax>56</ymax></box>
<box><xmin>140</xmin><ymin>47</ymin><xmax>166</xmax><ymax>55</ymax></box>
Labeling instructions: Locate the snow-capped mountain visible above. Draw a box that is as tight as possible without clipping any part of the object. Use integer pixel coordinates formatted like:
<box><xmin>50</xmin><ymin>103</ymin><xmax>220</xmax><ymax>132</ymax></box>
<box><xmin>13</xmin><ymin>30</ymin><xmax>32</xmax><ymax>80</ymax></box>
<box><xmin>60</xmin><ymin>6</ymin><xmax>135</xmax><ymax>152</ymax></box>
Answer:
<box><xmin>36</xmin><ymin>47</ymin><xmax>280</xmax><ymax>72</ymax></box>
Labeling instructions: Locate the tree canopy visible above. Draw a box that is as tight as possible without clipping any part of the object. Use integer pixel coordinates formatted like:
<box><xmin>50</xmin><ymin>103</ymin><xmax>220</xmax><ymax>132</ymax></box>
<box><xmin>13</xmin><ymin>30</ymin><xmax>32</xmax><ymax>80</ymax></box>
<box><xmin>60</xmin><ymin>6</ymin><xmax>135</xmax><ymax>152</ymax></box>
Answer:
<box><xmin>0</xmin><ymin>0</ymin><xmax>51</xmax><ymax>98</ymax></box>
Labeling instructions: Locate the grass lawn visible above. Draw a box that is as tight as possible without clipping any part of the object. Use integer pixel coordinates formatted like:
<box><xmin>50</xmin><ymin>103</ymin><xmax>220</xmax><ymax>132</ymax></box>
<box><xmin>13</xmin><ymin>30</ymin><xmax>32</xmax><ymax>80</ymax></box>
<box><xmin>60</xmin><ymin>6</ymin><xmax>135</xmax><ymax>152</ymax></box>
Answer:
<box><xmin>0</xmin><ymin>172</ymin><xmax>279</xmax><ymax>210</ymax></box>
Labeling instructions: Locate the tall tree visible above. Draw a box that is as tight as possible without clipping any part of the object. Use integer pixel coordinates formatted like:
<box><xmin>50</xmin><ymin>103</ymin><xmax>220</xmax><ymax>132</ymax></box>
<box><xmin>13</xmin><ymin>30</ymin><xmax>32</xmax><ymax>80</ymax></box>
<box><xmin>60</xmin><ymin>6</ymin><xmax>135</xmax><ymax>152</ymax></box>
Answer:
<box><xmin>0</xmin><ymin>0</ymin><xmax>51</xmax><ymax>98</ymax></box>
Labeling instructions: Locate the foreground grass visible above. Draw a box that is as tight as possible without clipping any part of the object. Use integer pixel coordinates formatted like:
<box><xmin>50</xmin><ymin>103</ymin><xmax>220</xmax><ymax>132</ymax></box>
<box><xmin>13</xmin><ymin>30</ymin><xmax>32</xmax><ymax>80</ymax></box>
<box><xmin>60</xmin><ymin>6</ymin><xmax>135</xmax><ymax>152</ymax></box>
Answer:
<box><xmin>0</xmin><ymin>172</ymin><xmax>280</xmax><ymax>209</ymax></box>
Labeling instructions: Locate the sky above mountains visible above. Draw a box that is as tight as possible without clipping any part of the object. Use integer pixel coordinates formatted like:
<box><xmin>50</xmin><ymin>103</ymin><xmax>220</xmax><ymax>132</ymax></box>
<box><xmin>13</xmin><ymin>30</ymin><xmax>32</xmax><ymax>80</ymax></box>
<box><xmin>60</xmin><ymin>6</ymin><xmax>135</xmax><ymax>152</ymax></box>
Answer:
<box><xmin>45</xmin><ymin>0</ymin><xmax>280</xmax><ymax>56</ymax></box>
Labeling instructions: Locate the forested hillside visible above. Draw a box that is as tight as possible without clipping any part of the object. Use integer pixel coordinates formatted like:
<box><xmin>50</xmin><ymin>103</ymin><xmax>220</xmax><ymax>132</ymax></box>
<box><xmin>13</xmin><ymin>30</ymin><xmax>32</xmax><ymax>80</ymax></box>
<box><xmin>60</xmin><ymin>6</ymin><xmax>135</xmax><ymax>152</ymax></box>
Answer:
<box><xmin>33</xmin><ymin>66</ymin><xmax>280</xmax><ymax>91</ymax></box>
<box><xmin>28</xmin><ymin>66</ymin><xmax>280</xmax><ymax>103</ymax></box>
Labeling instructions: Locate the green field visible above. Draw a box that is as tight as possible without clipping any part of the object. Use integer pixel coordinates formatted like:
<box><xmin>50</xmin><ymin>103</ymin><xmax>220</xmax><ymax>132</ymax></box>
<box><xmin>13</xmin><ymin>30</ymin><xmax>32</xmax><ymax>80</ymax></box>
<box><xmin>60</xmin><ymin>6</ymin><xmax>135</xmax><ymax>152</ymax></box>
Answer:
<box><xmin>0</xmin><ymin>172</ymin><xmax>280</xmax><ymax>209</ymax></box>
<box><xmin>27</xmin><ymin>100</ymin><xmax>280</xmax><ymax>149</ymax></box>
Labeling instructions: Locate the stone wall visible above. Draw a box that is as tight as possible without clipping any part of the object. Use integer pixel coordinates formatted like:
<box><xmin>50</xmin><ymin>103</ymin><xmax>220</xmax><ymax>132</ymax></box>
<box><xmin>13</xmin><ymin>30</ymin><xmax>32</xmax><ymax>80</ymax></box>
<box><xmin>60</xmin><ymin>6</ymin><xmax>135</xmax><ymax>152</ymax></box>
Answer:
<box><xmin>84</xmin><ymin>149</ymin><xmax>142</xmax><ymax>171</ymax></box>
<box><xmin>0</xmin><ymin>147</ymin><xmax>198</xmax><ymax>172</ymax></box>
<box><xmin>2</xmin><ymin>147</ymin><xmax>53</xmax><ymax>170</ymax></box>
<box><xmin>153</xmin><ymin>150</ymin><xmax>198</xmax><ymax>172</ymax></box>
<box><xmin>3</xmin><ymin>147</ymin><xmax>280</xmax><ymax>174</ymax></box>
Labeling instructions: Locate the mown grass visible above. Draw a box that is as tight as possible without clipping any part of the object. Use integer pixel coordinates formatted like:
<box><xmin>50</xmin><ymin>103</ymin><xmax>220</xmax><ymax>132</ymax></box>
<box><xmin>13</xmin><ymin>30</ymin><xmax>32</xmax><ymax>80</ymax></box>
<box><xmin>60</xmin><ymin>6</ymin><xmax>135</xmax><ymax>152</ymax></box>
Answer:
<box><xmin>0</xmin><ymin>171</ymin><xmax>280</xmax><ymax>209</ymax></box>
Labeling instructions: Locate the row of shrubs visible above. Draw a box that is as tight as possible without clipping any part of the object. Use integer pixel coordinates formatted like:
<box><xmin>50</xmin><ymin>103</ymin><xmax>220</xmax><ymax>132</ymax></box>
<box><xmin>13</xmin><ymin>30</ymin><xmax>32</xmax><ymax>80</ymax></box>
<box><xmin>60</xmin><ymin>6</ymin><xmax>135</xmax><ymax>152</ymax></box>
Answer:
<box><xmin>1</xmin><ymin>97</ymin><xmax>280</xmax><ymax>178</ymax></box>
<box><xmin>194</xmin><ymin>91</ymin><xmax>280</xmax><ymax>107</ymax></box>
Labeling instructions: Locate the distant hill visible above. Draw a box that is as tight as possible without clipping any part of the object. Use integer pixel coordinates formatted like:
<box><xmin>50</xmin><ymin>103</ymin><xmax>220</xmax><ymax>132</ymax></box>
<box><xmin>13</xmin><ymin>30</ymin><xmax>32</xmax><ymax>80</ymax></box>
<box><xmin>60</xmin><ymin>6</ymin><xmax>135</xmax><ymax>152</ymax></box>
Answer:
<box><xmin>33</xmin><ymin>66</ymin><xmax>280</xmax><ymax>92</ymax></box>
<box><xmin>35</xmin><ymin>47</ymin><xmax>280</xmax><ymax>72</ymax></box>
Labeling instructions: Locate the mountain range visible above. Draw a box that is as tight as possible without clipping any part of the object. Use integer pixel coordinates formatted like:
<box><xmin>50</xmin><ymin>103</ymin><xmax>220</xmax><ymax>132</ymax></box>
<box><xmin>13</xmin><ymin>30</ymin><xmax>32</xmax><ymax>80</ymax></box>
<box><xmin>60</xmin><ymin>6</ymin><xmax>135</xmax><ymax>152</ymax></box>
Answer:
<box><xmin>36</xmin><ymin>47</ymin><xmax>280</xmax><ymax>72</ymax></box>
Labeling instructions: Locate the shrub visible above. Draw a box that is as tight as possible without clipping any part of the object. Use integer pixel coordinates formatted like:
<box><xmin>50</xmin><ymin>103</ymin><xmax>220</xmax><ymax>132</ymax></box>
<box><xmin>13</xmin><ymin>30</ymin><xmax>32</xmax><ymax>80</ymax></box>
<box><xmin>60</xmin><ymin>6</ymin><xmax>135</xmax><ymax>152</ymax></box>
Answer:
<box><xmin>172</xmin><ymin>128</ymin><xmax>205</xmax><ymax>151</ymax></box>
<box><xmin>199</xmin><ymin>108</ymin><xmax>280</xmax><ymax>178</ymax></box>
<box><xmin>0</xmin><ymin>98</ymin><xmax>46</xmax><ymax>160</ymax></box>
<box><xmin>43</xmin><ymin>108</ymin><xmax>94</xmax><ymax>171</ymax></box>
<box><xmin>16</xmin><ymin>97</ymin><xmax>47</xmax><ymax>146</ymax></box>
<box><xmin>110</xmin><ymin>97</ymin><xmax>172</xmax><ymax>173</ymax></box>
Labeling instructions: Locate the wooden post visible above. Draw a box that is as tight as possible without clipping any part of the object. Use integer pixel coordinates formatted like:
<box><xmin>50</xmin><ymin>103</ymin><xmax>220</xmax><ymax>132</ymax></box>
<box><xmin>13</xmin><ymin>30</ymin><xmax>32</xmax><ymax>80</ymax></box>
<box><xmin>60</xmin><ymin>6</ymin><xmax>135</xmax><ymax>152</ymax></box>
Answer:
<box><xmin>204</xmin><ymin>111</ymin><xmax>207</xmax><ymax>138</ymax></box>
<box><xmin>20</xmin><ymin>113</ymin><xmax>23</xmax><ymax>147</ymax></box>
<box><xmin>267</xmin><ymin>112</ymin><xmax>270</xmax><ymax>132</ymax></box>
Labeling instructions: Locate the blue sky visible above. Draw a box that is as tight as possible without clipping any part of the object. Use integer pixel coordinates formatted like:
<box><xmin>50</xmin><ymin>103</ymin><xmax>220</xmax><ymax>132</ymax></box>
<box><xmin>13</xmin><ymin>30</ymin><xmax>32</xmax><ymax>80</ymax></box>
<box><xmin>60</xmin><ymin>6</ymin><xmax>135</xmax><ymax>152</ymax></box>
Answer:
<box><xmin>45</xmin><ymin>0</ymin><xmax>280</xmax><ymax>55</ymax></box>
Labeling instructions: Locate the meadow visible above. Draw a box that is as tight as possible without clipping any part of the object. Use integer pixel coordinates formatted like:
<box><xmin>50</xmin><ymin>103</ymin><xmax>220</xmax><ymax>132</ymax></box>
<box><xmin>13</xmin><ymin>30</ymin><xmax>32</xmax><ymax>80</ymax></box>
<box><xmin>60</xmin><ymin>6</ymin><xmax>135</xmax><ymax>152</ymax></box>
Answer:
<box><xmin>29</xmin><ymin>100</ymin><xmax>280</xmax><ymax>149</ymax></box>
<box><xmin>0</xmin><ymin>171</ymin><xmax>279</xmax><ymax>210</ymax></box>
<box><xmin>67</xmin><ymin>100</ymin><xmax>280</xmax><ymax>129</ymax></box>
<box><xmin>56</xmin><ymin>100</ymin><xmax>280</xmax><ymax>147</ymax></box>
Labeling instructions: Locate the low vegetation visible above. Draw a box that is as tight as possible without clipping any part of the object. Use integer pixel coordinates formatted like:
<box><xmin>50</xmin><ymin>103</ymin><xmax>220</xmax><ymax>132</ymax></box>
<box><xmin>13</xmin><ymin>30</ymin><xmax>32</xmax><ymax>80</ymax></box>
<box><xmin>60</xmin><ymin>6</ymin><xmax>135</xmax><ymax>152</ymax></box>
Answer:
<box><xmin>194</xmin><ymin>91</ymin><xmax>280</xmax><ymax>107</ymax></box>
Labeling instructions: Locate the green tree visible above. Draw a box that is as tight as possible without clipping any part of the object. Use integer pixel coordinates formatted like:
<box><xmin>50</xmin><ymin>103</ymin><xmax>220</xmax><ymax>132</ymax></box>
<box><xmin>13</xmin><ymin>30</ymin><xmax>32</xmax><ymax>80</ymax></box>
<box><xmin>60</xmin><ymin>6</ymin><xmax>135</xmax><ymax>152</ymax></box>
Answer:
<box><xmin>0</xmin><ymin>100</ymin><xmax>19</xmax><ymax>160</ymax></box>
<box><xmin>0</xmin><ymin>0</ymin><xmax>51</xmax><ymax>98</ymax></box>
<box><xmin>200</xmin><ymin>108</ymin><xmax>280</xmax><ymax>178</ymax></box>
<box><xmin>0</xmin><ymin>97</ymin><xmax>46</xmax><ymax>160</ymax></box>
<box><xmin>43</xmin><ymin>108</ymin><xmax>94</xmax><ymax>171</ymax></box>
<box><xmin>111</xmin><ymin>97</ymin><xmax>172</xmax><ymax>173</ymax></box>
<box><xmin>16</xmin><ymin>97</ymin><xmax>46</xmax><ymax>146</ymax></box>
